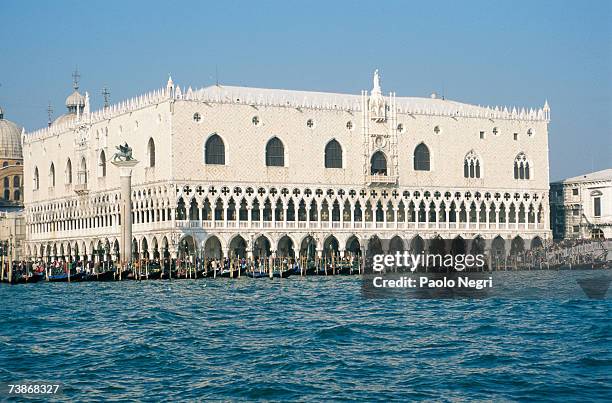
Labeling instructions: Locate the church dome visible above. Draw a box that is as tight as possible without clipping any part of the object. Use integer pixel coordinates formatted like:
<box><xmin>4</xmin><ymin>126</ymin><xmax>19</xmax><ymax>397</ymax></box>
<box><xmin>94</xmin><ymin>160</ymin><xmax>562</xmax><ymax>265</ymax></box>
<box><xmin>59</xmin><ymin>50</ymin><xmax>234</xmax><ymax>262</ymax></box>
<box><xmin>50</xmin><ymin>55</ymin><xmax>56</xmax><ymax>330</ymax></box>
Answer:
<box><xmin>52</xmin><ymin>113</ymin><xmax>77</xmax><ymax>127</ymax></box>
<box><xmin>66</xmin><ymin>90</ymin><xmax>85</xmax><ymax>108</ymax></box>
<box><xmin>0</xmin><ymin>108</ymin><xmax>24</xmax><ymax>160</ymax></box>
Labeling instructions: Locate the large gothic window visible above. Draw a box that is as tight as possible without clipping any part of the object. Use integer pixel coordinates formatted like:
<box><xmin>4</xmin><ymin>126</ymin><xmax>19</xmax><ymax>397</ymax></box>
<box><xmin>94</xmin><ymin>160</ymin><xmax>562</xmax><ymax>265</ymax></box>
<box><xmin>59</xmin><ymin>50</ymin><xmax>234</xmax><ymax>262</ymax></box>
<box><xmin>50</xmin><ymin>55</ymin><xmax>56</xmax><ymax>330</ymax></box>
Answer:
<box><xmin>148</xmin><ymin>138</ymin><xmax>156</xmax><ymax>168</ymax></box>
<box><xmin>99</xmin><ymin>150</ymin><xmax>107</xmax><ymax>177</ymax></box>
<box><xmin>371</xmin><ymin>151</ymin><xmax>387</xmax><ymax>175</ymax></box>
<box><xmin>266</xmin><ymin>137</ymin><xmax>284</xmax><ymax>167</ymax></box>
<box><xmin>414</xmin><ymin>143</ymin><xmax>430</xmax><ymax>171</ymax></box>
<box><xmin>66</xmin><ymin>158</ymin><xmax>72</xmax><ymax>184</ymax></box>
<box><xmin>463</xmin><ymin>151</ymin><xmax>481</xmax><ymax>178</ymax></box>
<box><xmin>514</xmin><ymin>153</ymin><xmax>530</xmax><ymax>180</ymax></box>
<box><xmin>324</xmin><ymin>139</ymin><xmax>343</xmax><ymax>168</ymax></box>
<box><xmin>49</xmin><ymin>163</ymin><xmax>55</xmax><ymax>187</ymax></box>
<box><xmin>33</xmin><ymin>167</ymin><xmax>39</xmax><ymax>190</ymax></box>
<box><xmin>205</xmin><ymin>134</ymin><xmax>225</xmax><ymax>165</ymax></box>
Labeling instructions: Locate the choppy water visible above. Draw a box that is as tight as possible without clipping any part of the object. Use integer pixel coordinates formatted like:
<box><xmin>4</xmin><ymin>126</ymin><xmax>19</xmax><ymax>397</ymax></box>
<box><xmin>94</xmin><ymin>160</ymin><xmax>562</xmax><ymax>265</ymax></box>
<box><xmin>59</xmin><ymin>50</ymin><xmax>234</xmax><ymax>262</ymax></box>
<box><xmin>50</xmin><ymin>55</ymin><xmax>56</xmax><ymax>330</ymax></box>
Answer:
<box><xmin>1</xmin><ymin>271</ymin><xmax>611</xmax><ymax>401</ymax></box>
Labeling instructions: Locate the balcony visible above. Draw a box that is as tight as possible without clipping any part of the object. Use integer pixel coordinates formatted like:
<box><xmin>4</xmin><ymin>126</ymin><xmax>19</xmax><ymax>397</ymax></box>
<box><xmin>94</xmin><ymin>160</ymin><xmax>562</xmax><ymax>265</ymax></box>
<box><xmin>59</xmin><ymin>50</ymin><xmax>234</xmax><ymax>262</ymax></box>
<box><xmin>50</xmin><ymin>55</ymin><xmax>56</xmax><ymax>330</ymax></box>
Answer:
<box><xmin>74</xmin><ymin>183</ymin><xmax>88</xmax><ymax>195</ymax></box>
<box><xmin>368</xmin><ymin>174</ymin><xmax>397</xmax><ymax>184</ymax></box>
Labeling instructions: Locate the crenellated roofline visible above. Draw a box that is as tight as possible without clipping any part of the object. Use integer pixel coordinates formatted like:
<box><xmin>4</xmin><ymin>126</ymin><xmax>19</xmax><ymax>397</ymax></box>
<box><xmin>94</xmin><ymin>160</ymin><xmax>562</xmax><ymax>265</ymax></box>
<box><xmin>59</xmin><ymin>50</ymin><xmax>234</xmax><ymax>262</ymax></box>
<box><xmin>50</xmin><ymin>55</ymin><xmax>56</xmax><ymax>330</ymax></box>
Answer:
<box><xmin>24</xmin><ymin>75</ymin><xmax>550</xmax><ymax>142</ymax></box>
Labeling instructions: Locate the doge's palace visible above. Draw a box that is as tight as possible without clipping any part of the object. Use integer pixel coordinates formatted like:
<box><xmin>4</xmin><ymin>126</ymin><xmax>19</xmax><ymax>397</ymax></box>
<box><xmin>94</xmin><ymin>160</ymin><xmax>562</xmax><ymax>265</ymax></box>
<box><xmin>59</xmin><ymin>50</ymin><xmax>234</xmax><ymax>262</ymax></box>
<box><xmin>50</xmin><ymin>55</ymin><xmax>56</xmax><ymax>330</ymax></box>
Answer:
<box><xmin>23</xmin><ymin>70</ymin><xmax>552</xmax><ymax>264</ymax></box>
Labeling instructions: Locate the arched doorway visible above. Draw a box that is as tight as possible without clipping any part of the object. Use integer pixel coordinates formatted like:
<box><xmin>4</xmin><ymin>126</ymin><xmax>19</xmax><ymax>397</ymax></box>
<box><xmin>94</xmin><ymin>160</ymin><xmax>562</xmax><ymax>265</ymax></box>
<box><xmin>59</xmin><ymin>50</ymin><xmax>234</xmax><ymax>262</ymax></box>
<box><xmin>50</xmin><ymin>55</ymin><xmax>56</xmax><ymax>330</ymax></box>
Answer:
<box><xmin>204</xmin><ymin>236</ymin><xmax>223</xmax><ymax>260</ymax></box>
<box><xmin>141</xmin><ymin>237</ymin><xmax>149</xmax><ymax>260</ymax></box>
<box><xmin>323</xmin><ymin>235</ymin><xmax>339</xmax><ymax>258</ymax></box>
<box><xmin>132</xmin><ymin>238</ymin><xmax>139</xmax><ymax>261</ymax></box>
<box><xmin>253</xmin><ymin>235</ymin><xmax>271</xmax><ymax>259</ymax></box>
<box><xmin>277</xmin><ymin>235</ymin><xmax>295</xmax><ymax>258</ymax></box>
<box><xmin>510</xmin><ymin>236</ymin><xmax>525</xmax><ymax>256</ymax></box>
<box><xmin>229</xmin><ymin>235</ymin><xmax>247</xmax><ymax>259</ymax></box>
<box><xmin>388</xmin><ymin>236</ymin><xmax>404</xmax><ymax>254</ymax></box>
<box><xmin>530</xmin><ymin>236</ymin><xmax>543</xmax><ymax>250</ymax></box>
<box><xmin>410</xmin><ymin>235</ymin><xmax>425</xmax><ymax>254</ymax></box>
<box><xmin>346</xmin><ymin>235</ymin><xmax>361</xmax><ymax>257</ymax></box>
<box><xmin>300</xmin><ymin>235</ymin><xmax>317</xmax><ymax>260</ymax></box>
<box><xmin>471</xmin><ymin>236</ymin><xmax>485</xmax><ymax>255</ymax></box>
<box><xmin>179</xmin><ymin>235</ymin><xmax>196</xmax><ymax>263</ymax></box>
<box><xmin>450</xmin><ymin>236</ymin><xmax>466</xmax><ymax>256</ymax></box>
<box><xmin>428</xmin><ymin>236</ymin><xmax>446</xmax><ymax>255</ymax></box>
<box><xmin>491</xmin><ymin>236</ymin><xmax>505</xmax><ymax>257</ymax></box>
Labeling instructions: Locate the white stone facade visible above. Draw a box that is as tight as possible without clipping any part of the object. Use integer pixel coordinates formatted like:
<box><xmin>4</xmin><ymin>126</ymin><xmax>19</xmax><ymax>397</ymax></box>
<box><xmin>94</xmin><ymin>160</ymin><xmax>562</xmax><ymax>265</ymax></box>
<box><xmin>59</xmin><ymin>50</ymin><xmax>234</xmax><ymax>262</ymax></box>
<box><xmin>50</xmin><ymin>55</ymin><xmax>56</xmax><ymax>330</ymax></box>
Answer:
<box><xmin>550</xmin><ymin>169</ymin><xmax>612</xmax><ymax>239</ymax></box>
<box><xmin>23</xmin><ymin>72</ymin><xmax>552</xmax><ymax>262</ymax></box>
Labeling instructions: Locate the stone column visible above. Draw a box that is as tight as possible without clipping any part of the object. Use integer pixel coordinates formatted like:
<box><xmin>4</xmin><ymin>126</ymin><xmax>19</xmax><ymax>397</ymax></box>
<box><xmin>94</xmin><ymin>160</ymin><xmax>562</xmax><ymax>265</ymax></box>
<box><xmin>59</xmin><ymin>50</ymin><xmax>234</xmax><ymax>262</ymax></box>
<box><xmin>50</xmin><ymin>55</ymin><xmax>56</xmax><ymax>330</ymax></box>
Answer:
<box><xmin>111</xmin><ymin>159</ymin><xmax>139</xmax><ymax>268</ymax></box>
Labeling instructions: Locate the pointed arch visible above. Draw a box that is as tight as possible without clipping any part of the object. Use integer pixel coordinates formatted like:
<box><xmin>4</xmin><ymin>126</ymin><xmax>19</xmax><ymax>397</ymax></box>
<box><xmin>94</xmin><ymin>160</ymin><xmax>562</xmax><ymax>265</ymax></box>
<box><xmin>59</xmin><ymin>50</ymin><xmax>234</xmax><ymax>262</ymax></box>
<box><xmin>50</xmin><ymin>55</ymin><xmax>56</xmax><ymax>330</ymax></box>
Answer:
<box><xmin>49</xmin><ymin>163</ymin><xmax>55</xmax><ymax>187</ymax></box>
<box><xmin>80</xmin><ymin>157</ymin><xmax>87</xmax><ymax>184</ymax></box>
<box><xmin>414</xmin><ymin>143</ymin><xmax>430</xmax><ymax>171</ymax></box>
<box><xmin>514</xmin><ymin>152</ymin><xmax>530</xmax><ymax>180</ymax></box>
<box><xmin>265</xmin><ymin>137</ymin><xmax>284</xmax><ymax>167</ymax></box>
<box><xmin>204</xmin><ymin>133</ymin><xmax>225</xmax><ymax>165</ymax></box>
<box><xmin>464</xmin><ymin>150</ymin><xmax>481</xmax><ymax>178</ymax></box>
<box><xmin>33</xmin><ymin>166</ymin><xmax>40</xmax><ymax>190</ymax></box>
<box><xmin>147</xmin><ymin>137</ymin><xmax>156</xmax><ymax>167</ymax></box>
<box><xmin>65</xmin><ymin>158</ymin><xmax>72</xmax><ymax>184</ymax></box>
<box><xmin>370</xmin><ymin>151</ymin><xmax>387</xmax><ymax>175</ymax></box>
<box><xmin>99</xmin><ymin>150</ymin><xmax>107</xmax><ymax>177</ymax></box>
<box><xmin>324</xmin><ymin>139</ymin><xmax>343</xmax><ymax>168</ymax></box>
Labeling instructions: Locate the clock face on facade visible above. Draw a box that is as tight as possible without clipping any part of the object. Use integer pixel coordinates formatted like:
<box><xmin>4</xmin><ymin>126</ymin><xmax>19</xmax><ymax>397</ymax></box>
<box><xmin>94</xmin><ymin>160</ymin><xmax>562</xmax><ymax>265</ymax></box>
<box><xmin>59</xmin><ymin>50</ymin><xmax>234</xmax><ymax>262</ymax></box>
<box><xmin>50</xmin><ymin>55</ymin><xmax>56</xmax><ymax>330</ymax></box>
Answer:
<box><xmin>374</xmin><ymin>135</ymin><xmax>385</xmax><ymax>148</ymax></box>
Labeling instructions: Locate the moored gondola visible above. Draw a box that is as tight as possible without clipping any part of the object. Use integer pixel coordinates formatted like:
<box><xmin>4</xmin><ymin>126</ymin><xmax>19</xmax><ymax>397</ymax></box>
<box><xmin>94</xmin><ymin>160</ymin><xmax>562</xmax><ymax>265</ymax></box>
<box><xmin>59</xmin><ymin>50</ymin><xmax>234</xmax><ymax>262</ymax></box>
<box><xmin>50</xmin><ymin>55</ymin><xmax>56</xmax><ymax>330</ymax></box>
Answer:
<box><xmin>272</xmin><ymin>267</ymin><xmax>292</xmax><ymax>278</ymax></box>
<box><xmin>85</xmin><ymin>270</ymin><xmax>116</xmax><ymax>282</ymax></box>
<box><xmin>220</xmin><ymin>268</ymin><xmax>239</xmax><ymax>278</ymax></box>
<box><xmin>145</xmin><ymin>270</ymin><xmax>163</xmax><ymax>280</ymax></box>
<box><xmin>1</xmin><ymin>272</ymin><xmax>45</xmax><ymax>284</ymax></box>
<box><xmin>48</xmin><ymin>271</ymin><xmax>86</xmax><ymax>282</ymax></box>
<box><xmin>246</xmin><ymin>269</ymin><xmax>268</xmax><ymax>278</ymax></box>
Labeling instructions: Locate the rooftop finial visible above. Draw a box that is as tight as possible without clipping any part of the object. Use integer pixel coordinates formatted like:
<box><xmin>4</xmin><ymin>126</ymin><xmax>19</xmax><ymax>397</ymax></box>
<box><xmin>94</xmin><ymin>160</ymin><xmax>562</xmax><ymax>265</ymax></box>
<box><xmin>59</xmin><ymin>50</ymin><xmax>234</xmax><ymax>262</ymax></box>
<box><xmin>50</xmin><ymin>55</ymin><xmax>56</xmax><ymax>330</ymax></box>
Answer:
<box><xmin>102</xmin><ymin>87</ymin><xmax>110</xmax><ymax>109</ymax></box>
<box><xmin>72</xmin><ymin>67</ymin><xmax>81</xmax><ymax>90</ymax></box>
<box><xmin>84</xmin><ymin>92</ymin><xmax>90</xmax><ymax>115</ymax></box>
<box><xmin>372</xmin><ymin>69</ymin><xmax>382</xmax><ymax>95</ymax></box>
<box><xmin>543</xmin><ymin>99</ymin><xmax>550</xmax><ymax>110</ymax></box>
<box><xmin>47</xmin><ymin>102</ymin><xmax>53</xmax><ymax>127</ymax></box>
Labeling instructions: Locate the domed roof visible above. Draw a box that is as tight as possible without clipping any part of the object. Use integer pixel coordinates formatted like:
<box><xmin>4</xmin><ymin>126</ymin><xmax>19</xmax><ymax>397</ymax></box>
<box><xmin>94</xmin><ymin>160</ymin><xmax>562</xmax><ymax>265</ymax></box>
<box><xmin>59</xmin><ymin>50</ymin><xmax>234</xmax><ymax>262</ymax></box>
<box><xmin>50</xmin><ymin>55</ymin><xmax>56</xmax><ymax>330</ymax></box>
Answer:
<box><xmin>0</xmin><ymin>108</ymin><xmax>23</xmax><ymax>160</ymax></box>
<box><xmin>52</xmin><ymin>113</ymin><xmax>77</xmax><ymax>127</ymax></box>
<box><xmin>66</xmin><ymin>90</ymin><xmax>85</xmax><ymax>107</ymax></box>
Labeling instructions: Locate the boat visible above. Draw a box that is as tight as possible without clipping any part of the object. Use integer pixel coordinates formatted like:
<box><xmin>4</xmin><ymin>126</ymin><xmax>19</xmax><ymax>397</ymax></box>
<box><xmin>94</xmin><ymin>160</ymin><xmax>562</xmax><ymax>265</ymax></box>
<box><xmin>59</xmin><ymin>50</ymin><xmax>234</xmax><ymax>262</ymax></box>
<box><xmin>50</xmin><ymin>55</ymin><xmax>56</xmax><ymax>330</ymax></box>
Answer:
<box><xmin>247</xmin><ymin>270</ymin><xmax>268</xmax><ymax>278</ymax></box>
<box><xmin>1</xmin><ymin>272</ymin><xmax>45</xmax><ymax>284</ymax></box>
<box><xmin>272</xmin><ymin>268</ymin><xmax>292</xmax><ymax>278</ymax></box>
<box><xmin>220</xmin><ymin>268</ymin><xmax>240</xmax><ymax>278</ymax></box>
<box><xmin>85</xmin><ymin>270</ymin><xmax>116</xmax><ymax>282</ymax></box>
<box><xmin>144</xmin><ymin>270</ymin><xmax>163</xmax><ymax>280</ymax></box>
<box><xmin>48</xmin><ymin>271</ymin><xmax>86</xmax><ymax>282</ymax></box>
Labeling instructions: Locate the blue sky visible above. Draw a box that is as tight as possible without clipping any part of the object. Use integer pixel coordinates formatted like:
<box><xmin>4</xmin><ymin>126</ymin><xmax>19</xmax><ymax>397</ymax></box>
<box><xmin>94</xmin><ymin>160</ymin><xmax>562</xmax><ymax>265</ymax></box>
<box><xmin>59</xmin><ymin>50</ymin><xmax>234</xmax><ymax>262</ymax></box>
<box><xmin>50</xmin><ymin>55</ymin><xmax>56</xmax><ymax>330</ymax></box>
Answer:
<box><xmin>0</xmin><ymin>0</ymin><xmax>610</xmax><ymax>180</ymax></box>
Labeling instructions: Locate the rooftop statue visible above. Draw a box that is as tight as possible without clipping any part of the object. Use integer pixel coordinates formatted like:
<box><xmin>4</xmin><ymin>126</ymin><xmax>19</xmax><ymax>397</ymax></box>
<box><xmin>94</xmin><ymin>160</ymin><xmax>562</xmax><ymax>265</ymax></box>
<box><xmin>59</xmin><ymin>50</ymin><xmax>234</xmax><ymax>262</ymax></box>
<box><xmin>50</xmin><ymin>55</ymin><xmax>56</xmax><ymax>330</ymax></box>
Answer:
<box><xmin>112</xmin><ymin>142</ymin><xmax>134</xmax><ymax>162</ymax></box>
<box><xmin>372</xmin><ymin>69</ymin><xmax>381</xmax><ymax>95</ymax></box>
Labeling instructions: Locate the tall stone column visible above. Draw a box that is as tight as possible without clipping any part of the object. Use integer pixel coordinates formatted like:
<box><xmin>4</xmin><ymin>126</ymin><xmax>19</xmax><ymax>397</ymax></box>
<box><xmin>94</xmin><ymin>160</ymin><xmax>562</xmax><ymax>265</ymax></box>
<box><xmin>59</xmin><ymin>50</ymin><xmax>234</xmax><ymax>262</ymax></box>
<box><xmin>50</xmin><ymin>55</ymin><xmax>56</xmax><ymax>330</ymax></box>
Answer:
<box><xmin>112</xmin><ymin>159</ymin><xmax>139</xmax><ymax>267</ymax></box>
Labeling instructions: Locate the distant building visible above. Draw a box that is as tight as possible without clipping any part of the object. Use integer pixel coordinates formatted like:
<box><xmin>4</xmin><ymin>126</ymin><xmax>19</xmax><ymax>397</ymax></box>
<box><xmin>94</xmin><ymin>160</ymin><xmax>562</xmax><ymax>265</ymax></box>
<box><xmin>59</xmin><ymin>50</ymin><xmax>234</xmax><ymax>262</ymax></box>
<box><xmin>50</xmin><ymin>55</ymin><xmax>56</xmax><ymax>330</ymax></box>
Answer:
<box><xmin>550</xmin><ymin>169</ymin><xmax>611</xmax><ymax>239</ymax></box>
<box><xmin>0</xmin><ymin>106</ymin><xmax>25</xmax><ymax>259</ymax></box>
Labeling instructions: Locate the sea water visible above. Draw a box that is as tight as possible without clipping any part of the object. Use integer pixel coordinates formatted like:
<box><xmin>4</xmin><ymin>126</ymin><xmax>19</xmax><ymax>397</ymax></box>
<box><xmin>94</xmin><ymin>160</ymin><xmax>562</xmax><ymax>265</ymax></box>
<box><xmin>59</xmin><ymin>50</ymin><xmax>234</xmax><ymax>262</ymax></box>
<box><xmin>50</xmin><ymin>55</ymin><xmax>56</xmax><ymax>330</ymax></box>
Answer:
<box><xmin>1</xmin><ymin>271</ymin><xmax>610</xmax><ymax>401</ymax></box>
